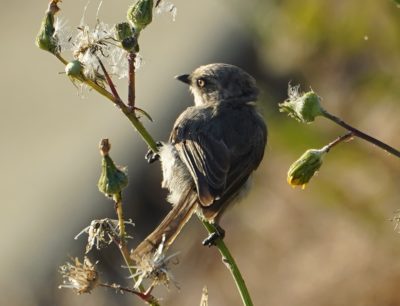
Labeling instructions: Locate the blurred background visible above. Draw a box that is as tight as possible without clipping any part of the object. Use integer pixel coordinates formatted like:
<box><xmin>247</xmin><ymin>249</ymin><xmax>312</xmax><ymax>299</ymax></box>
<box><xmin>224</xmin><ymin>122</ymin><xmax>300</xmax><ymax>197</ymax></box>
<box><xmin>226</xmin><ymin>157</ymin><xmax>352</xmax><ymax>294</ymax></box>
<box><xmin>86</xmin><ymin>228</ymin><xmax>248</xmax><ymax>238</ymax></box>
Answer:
<box><xmin>1</xmin><ymin>0</ymin><xmax>400</xmax><ymax>305</ymax></box>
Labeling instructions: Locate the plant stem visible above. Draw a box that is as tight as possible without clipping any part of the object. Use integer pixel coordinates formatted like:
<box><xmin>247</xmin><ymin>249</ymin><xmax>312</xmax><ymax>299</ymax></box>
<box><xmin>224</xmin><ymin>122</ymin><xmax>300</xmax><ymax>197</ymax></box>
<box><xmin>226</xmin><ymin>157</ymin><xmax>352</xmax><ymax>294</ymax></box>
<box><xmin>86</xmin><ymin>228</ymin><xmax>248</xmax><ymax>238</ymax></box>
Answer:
<box><xmin>128</xmin><ymin>52</ymin><xmax>136</xmax><ymax>108</ymax></box>
<box><xmin>55</xmin><ymin>54</ymin><xmax>158</xmax><ymax>153</ymax></box>
<box><xmin>322</xmin><ymin>109</ymin><xmax>400</xmax><ymax>158</ymax></box>
<box><xmin>113</xmin><ymin>193</ymin><xmax>159</xmax><ymax>306</ymax></box>
<box><xmin>99</xmin><ymin>283</ymin><xmax>160</xmax><ymax>305</ymax></box>
<box><xmin>56</xmin><ymin>54</ymin><xmax>118</xmax><ymax>103</ymax></box>
<box><xmin>202</xmin><ymin>221</ymin><xmax>254</xmax><ymax>306</ymax></box>
<box><xmin>114</xmin><ymin>193</ymin><xmax>127</xmax><ymax>244</ymax></box>
<box><xmin>322</xmin><ymin>131</ymin><xmax>353</xmax><ymax>153</ymax></box>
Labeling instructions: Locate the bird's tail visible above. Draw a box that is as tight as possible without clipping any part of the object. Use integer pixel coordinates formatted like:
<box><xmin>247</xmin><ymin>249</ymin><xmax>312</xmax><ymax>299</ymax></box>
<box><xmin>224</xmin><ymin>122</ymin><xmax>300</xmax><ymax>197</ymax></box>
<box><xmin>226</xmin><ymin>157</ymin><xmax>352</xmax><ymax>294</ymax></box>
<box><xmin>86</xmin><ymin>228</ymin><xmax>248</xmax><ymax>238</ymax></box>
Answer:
<box><xmin>131</xmin><ymin>189</ymin><xmax>198</xmax><ymax>261</ymax></box>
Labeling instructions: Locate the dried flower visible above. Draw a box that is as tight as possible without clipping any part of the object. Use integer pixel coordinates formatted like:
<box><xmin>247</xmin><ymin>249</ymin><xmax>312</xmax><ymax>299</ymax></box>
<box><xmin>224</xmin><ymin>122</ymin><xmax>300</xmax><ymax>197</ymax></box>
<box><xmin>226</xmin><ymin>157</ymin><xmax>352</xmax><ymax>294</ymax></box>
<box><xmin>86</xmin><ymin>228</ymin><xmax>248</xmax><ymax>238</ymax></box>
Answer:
<box><xmin>98</xmin><ymin>139</ymin><xmax>129</xmax><ymax>197</ymax></box>
<box><xmin>287</xmin><ymin>148</ymin><xmax>326</xmax><ymax>189</ymax></box>
<box><xmin>155</xmin><ymin>1</ymin><xmax>177</xmax><ymax>21</ymax></box>
<box><xmin>130</xmin><ymin>235</ymin><xmax>179</xmax><ymax>289</ymax></box>
<box><xmin>279</xmin><ymin>84</ymin><xmax>324</xmax><ymax>123</ymax></box>
<box><xmin>59</xmin><ymin>257</ymin><xmax>99</xmax><ymax>294</ymax></box>
<box><xmin>75</xmin><ymin>218</ymin><xmax>135</xmax><ymax>253</ymax></box>
<box><xmin>53</xmin><ymin>17</ymin><xmax>74</xmax><ymax>52</ymax></box>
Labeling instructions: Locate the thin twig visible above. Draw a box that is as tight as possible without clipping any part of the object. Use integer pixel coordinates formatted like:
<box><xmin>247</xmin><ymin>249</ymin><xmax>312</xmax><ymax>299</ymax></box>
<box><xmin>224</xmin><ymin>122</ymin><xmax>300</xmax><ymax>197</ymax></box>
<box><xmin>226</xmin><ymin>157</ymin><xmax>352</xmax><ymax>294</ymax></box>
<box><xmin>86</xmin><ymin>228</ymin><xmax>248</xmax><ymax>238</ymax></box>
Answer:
<box><xmin>112</xmin><ymin>193</ymin><xmax>159</xmax><ymax>305</ymax></box>
<box><xmin>96</xmin><ymin>56</ymin><xmax>124</xmax><ymax>106</ymax></box>
<box><xmin>55</xmin><ymin>54</ymin><xmax>117</xmax><ymax>103</ymax></box>
<box><xmin>322</xmin><ymin>109</ymin><xmax>400</xmax><ymax>158</ymax></box>
<box><xmin>128</xmin><ymin>52</ymin><xmax>136</xmax><ymax>108</ymax></box>
<box><xmin>55</xmin><ymin>55</ymin><xmax>158</xmax><ymax>152</ymax></box>
<box><xmin>323</xmin><ymin>131</ymin><xmax>354</xmax><ymax>153</ymax></box>
<box><xmin>99</xmin><ymin>283</ymin><xmax>160</xmax><ymax>305</ymax></box>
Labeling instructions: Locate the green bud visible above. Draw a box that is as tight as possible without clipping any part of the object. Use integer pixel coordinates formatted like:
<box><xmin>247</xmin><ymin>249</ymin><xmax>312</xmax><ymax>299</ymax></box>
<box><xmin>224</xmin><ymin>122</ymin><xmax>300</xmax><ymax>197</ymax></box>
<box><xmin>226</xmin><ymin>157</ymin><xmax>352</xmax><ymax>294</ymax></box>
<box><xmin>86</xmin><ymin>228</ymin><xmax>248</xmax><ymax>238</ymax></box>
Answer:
<box><xmin>287</xmin><ymin>148</ymin><xmax>326</xmax><ymax>189</ymax></box>
<box><xmin>35</xmin><ymin>0</ymin><xmax>60</xmax><ymax>54</ymax></box>
<box><xmin>114</xmin><ymin>22</ymin><xmax>138</xmax><ymax>52</ymax></box>
<box><xmin>279</xmin><ymin>85</ymin><xmax>324</xmax><ymax>123</ymax></box>
<box><xmin>98</xmin><ymin>139</ymin><xmax>128</xmax><ymax>196</ymax></box>
<box><xmin>127</xmin><ymin>0</ymin><xmax>154</xmax><ymax>32</ymax></box>
<box><xmin>65</xmin><ymin>60</ymin><xmax>83</xmax><ymax>77</ymax></box>
<box><xmin>115</xmin><ymin>22</ymin><xmax>134</xmax><ymax>41</ymax></box>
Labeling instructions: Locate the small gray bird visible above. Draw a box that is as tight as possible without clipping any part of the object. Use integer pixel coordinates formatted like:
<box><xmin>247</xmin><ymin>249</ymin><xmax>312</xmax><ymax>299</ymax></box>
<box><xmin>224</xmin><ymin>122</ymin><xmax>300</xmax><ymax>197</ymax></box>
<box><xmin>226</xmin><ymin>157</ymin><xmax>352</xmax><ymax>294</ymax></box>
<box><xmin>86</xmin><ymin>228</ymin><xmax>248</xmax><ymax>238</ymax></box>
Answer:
<box><xmin>132</xmin><ymin>63</ymin><xmax>267</xmax><ymax>259</ymax></box>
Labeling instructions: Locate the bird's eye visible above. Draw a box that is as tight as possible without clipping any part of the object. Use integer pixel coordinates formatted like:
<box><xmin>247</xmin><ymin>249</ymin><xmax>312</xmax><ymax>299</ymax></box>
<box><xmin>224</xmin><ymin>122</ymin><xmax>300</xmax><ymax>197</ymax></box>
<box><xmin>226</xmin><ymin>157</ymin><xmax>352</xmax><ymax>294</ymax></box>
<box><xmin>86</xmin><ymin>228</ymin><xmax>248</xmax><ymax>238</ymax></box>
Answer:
<box><xmin>197</xmin><ymin>78</ymin><xmax>206</xmax><ymax>88</ymax></box>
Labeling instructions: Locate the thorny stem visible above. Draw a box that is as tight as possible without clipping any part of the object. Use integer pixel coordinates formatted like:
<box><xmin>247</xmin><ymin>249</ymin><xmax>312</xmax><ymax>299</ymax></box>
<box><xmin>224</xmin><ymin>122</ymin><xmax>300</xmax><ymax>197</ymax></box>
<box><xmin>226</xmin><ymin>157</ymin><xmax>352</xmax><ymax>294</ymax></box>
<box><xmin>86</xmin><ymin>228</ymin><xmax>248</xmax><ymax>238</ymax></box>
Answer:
<box><xmin>322</xmin><ymin>131</ymin><xmax>354</xmax><ymax>153</ymax></box>
<box><xmin>322</xmin><ymin>109</ymin><xmax>400</xmax><ymax>158</ymax></box>
<box><xmin>99</xmin><ymin>283</ymin><xmax>160</xmax><ymax>305</ymax></box>
<box><xmin>202</xmin><ymin>221</ymin><xmax>254</xmax><ymax>306</ymax></box>
<box><xmin>128</xmin><ymin>52</ymin><xmax>136</xmax><ymax>108</ymax></box>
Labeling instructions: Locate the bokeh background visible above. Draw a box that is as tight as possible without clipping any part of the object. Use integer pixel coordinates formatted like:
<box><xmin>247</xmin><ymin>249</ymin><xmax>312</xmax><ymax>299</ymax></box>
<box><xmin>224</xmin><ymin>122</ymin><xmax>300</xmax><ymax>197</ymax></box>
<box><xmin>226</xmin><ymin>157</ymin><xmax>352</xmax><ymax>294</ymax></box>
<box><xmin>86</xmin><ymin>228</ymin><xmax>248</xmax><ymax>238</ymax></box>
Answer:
<box><xmin>1</xmin><ymin>0</ymin><xmax>400</xmax><ymax>305</ymax></box>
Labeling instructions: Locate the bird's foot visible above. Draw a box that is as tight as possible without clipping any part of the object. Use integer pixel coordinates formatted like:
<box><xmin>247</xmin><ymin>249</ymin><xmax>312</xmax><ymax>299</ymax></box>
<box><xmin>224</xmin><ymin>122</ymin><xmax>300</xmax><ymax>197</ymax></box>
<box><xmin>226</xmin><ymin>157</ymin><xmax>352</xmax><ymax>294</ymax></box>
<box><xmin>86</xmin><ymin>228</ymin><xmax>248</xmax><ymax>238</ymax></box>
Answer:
<box><xmin>202</xmin><ymin>224</ymin><xmax>225</xmax><ymax>247</ymax></box>
<box><xmin>145</xmin><ymin>142</ymin><xmax>163</xmax><ymax>163</ymax></box>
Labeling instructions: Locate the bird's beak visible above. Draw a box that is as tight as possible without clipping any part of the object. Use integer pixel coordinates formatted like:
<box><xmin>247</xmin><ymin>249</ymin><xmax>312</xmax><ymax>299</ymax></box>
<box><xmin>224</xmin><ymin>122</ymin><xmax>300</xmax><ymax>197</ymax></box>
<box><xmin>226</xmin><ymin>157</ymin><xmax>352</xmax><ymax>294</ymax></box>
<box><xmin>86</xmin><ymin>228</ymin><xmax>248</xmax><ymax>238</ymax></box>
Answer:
<box><xmin>175</xmin><ymin>74</ymin><xmax>191</xmax><ymax>84</ymax></box>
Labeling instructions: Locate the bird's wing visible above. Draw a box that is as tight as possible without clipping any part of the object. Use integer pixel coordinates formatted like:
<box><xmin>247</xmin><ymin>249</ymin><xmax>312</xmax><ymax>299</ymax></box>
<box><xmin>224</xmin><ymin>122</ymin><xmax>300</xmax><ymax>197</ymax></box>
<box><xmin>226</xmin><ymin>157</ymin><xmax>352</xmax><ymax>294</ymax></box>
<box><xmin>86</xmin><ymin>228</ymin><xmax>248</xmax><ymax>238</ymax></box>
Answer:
<box><xmin>174</xmin><ymin>131</ymin><xmax>230</xmax><ymax>207</ymax></box>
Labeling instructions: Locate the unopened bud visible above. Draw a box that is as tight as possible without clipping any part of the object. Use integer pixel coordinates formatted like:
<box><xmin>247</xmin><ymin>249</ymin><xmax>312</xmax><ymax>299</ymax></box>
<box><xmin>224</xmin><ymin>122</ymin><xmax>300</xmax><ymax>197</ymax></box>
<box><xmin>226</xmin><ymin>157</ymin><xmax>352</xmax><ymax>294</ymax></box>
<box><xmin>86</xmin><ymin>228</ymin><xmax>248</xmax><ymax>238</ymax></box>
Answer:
<box><xmin>36</xmin><ymin>0</ymin><xmax>61</xmax><ymax>54</ymax></box>
<box><xmin>98</xmin><ymin>139</ymin><xmax>128</xmax><ymax>196</ymax></box>
<box><xmin>287</xmin><ymin>148</ymin><xmax>326</xmax><ymax>189</ymax></box>
<box><xmin>127</xmin><ymin>0</ymin><xmax>154</xmax><ymax>32</ymax></box>
<box><xmin>114</xmin><ymin>22</ymin><xmax>138</xmax><ymax>52</ymax></box>
<box><xmin>65</xmin><ymin>60</ymin><xmax>83</xmax><ymax>77</ymax></box>
<box><xmin>279</xmin><ymin>84</ymin><xmax>324</xmax><ymax>123</ymax></box>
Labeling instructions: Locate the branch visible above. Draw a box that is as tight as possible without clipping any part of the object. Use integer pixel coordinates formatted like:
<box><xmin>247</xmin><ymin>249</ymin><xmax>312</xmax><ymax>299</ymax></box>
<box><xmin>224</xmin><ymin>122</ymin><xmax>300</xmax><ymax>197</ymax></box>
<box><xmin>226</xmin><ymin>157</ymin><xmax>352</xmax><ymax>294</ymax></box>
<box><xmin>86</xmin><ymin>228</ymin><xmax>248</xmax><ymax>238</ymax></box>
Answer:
<box><xmin>322</xmin><ymin>109</ymin><xmax>400</xmax><ymax>158</ymax></box>
<box><xmin>202</xmin><ymin>221</ymin><xmax>254</xmax><ymax>306</ymax></box>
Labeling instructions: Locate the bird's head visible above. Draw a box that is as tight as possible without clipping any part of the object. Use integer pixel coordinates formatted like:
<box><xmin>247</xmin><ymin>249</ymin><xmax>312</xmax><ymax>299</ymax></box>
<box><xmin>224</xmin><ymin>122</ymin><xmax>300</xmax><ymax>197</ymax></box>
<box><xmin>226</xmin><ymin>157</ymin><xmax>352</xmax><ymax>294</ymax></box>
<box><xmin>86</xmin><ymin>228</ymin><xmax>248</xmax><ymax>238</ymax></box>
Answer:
<box><xmin>175</xmin><ymin>63</ymin><xmax>259</xmax><ymax>106</ymax></box>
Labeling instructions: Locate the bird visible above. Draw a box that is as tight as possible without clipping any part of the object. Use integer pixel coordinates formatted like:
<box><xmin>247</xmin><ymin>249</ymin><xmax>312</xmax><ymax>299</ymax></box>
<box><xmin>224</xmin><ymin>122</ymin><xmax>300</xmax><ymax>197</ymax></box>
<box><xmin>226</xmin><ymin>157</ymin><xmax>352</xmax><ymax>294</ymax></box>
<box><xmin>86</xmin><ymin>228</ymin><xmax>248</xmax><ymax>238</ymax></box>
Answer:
<box><xmin>131</xmin><ymin>63</ymin><xmax>267</xmax><ymax>260</ymax></box>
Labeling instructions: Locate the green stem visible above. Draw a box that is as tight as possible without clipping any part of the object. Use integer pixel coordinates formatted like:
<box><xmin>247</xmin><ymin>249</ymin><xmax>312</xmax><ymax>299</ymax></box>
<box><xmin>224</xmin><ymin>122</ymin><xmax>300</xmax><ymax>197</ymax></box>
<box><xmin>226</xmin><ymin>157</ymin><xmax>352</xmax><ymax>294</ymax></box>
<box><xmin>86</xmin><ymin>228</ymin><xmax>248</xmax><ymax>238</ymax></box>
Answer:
<box><xmin>54</xmin><ymin>54</ymin><xmax>158</xmax><ymax>153</ymax></box>
<box><xmin>113</xmin><ymin>193</ymin><xmax>159</xmax><ymax>306</ymax></box>
<box><xmin>114</xmin><ymin>193</ymin><xmax>127</xmax><ymax>244</ymax></box>
<box><xmin>322</xmin><ymin>131</ymin><xmax>353</xmax><ymax>153</ymax></box>
<box><xmin>121</xmin><ymin>108</ymin><xmax>158</xmax><ymax>152</ymax></box>
<box><xmin>322</xmin><ymin>109</ymin><xmax>400</xmax><ymax>158</ymax></box>
<box><xmin>202</xmin><ymin>221</ymin><xmax>254</xmax><ymax>306</ymax></box>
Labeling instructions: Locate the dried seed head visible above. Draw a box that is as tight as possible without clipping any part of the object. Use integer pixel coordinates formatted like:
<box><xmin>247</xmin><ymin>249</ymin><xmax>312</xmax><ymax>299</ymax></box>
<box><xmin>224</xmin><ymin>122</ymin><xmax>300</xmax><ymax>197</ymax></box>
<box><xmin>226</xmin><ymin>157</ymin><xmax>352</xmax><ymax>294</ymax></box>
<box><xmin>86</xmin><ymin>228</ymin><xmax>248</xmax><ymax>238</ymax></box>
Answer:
<box><xmin>75</xmin><ymin>218</ymin><xmax>135</xmax><ymax>253</ymax></box>
<box><xmin>130</xmin><ymin>235</ymin><xmax>179</xmax><ymax>289</ymax></box>
<box><xmin>59</xmin><ymin>257</ymin><xmax>99</xmax><ymax>294</ymax></box>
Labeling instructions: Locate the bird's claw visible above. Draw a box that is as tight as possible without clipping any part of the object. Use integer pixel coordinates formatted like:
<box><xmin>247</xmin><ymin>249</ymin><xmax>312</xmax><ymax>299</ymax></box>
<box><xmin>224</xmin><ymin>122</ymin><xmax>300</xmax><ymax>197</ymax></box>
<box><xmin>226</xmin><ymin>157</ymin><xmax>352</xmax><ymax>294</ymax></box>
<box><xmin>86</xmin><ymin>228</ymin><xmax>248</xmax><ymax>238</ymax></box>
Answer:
<box><xmin>202</xmin><ymin>225</ymin><xmax>225</xmax><ymax>247</ymax></box>
<box><xmin>145</xmin><ymin>142</ymin><xmax>163</xmax><ymax>164</ymax></box>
